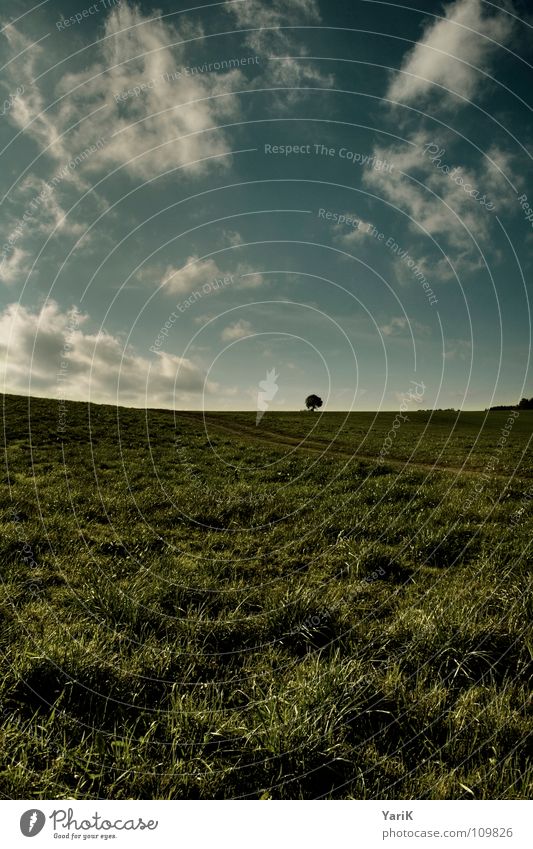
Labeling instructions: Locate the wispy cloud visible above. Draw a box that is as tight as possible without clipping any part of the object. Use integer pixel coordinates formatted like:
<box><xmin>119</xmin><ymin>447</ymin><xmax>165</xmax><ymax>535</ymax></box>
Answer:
<box><xmin>387</xmin><ymin>0</ymin><xmax>514</xmax><ymax>106</ymax></box>
<box><xmin>224</xmin><ymin>0</ymin><xmax>334</xmax><ymax>106</ymax></box>
<box><xmin>2</xmin><ymin>23</ymin><xmax>69</xmax><ymax>164</ymax></box>
<box><xmin>362</xmin><ymin>131</ymin><xmax>506</xmax><ymax>266</ymax></box>
<box><xmin>221</xmin><ymin>319</ymin><xmax>253</xmax><ymax>341</ymax></box>
<box><xmin>137</xmin><ymin>255</ymin><xmax>227</xmax><ymax>295</ymax></box>
<box><xmin>0</xmin><ymin>247</ymin><xmax>31</xmax><ymax>286</ymax></box>
<box><xmin>331</xmin><ymin>213</ymin><xmax>375</xmax><ymax>246</ymax></box>
<box><xmin>225</xmin><ymin>0</ymin><xmax>322</xmax><ymax>54</ymax></box>
<box><xmin>3</xmin><ymin>5</ymin><xmax>245</xmax><ymax>182</ymax></box>
<box><xmin>17</xmin><ymin>175</ymin><xmax>86</xmax><ymax>238</ymax></box>
<box><xmin>136</xmin><ymin>255</ymin><xmax>264</xmax><ymax>295</ymax></box>
<box><xmin>379</xmin><ymin>315</ymin><xmax>430</xmax><ymax>337</ymax></box>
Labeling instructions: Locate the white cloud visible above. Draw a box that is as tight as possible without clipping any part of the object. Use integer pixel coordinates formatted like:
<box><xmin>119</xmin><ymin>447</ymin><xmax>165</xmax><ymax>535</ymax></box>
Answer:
<box><xmin>18</xmin><ymin>175</ymin><xmax>86</xmax><ymax>238</ymax></box>
<box><xmin>360</xmin><ymin>2</ymin><xmax>521</xmax><ymax>278</ymax></box>
<box><xmin>137</xmin><ymin>255</ymin><xmax>227</xmax><ymax>294</ymax></box>
<box><xmin>0</xmin><ymin>300</ymin><xmax>213</xmax><ymax>407</ymax></box>
<box><xmin>234</xmin><ymin>265</ymin><xmax>265</xmax><ymax>288</ymax></box>
<box><xmin>225</xmin><ymin>0</ymin><xmax>321</xmax><ymax>53</ymax></box>
<box><xmin>387</xmin><ymin>0</ymin><xmax>514</xmax><ymax>105</ymax></box>
<box><xmin>380</xmin><ymin>316</ymin><xmax>408</xmax><ymax>336</ymax></box>
<box><xmin>3</xmin><ymin>5</ymin><xmax>245</xmax><ymax>182</ymax></box>
<box><xmin>221</xmin><ymin>319</ymin><xmax>253</xmax><ymax>341</ymax></box>
<box><xmin>60</xmin><ymin>5</ymin><xmax>245</xmax><ymax>181</ymax></box>
<box><xmin>0</xmin><ymin>247</ymin><xmax>31</xmax><ymax>286</ymax></box>
<box><xmin>221</xmin><ymin>229</ymin><xmax>244</xmax><ymax>247</ymax></box>
<box><xmin>479</xmin><ymin>144</ymin><xmax>526</xmax><ymax>204</ymax></box>
<box><xmin>332</xmin><ymin>214</ymin><xmax>375</xmax><ymax>246</ymax></box>
<box><xmin>224</xmin><ymin>0</ymin><xmax>334</xmax><ymax>107</ymax></box>
<box><xmin>258</xmin><ymin>57</ymin><xmax>335</xmax><ymax>107</ymax></box>
<box><xmin>2</xmin><ymin>0</ymin><xmax>335</xmax><ymax>191</ymax></box>
<box><xmin>363</xmin><ymin>132</ymin><xmax>499</xmax><ymax>262</ymax></box>
<box><xmin>0</xmin><ymin>164</ymin><xmax>111</xmax><ymax>281</ymax></box>
<box><xmin>2</xmin><ymin>24</ymin><xmax>69</xmax><ymax>165</ymax></box>
<box><xmin>394</xmin><ymin>253</ymin><xmax>455</xmax><ymax>293</ymax></box>
<box><xmin>137</xmin><ymin>256</ymin><xmax>264</xmax><ymax>294</ymax></box>
<box><xmin>380</xmin><ymin>316</ymin><xmax>430</xmax><ymax>337</ymax></box>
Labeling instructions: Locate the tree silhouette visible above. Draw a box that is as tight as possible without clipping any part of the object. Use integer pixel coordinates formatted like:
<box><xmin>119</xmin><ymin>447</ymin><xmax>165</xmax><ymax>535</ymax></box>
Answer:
<box><xmin>305</xmin><ymin>394</ymin><xmax>323</xmax><ymax>411</ymax></box>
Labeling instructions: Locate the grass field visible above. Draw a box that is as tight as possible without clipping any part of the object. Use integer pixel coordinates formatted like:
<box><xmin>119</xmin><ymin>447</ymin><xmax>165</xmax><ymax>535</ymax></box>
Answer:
<box><xmin>1</xmin><ymin>393</ymin><xmax>532</xmax><ymax>799</ymax></box>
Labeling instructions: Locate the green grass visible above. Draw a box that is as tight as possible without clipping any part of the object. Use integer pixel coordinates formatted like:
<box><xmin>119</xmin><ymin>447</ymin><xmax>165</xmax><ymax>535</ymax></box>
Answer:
<box><xmin>1</xmin><ymin>393</ymin><xmax>532</xmax><ymax>799</ymax></box>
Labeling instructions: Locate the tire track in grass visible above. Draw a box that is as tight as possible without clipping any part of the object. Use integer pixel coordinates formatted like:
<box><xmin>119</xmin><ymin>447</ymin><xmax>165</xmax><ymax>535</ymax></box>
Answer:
<box><xmin>175</xmin><ymin>412</ymin><xmax>531</xmax><ymax>481</ymax></box>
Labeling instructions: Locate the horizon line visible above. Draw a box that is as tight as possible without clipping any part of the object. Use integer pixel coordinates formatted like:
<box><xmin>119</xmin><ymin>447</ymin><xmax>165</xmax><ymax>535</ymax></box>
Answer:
<box><xmin>0</xmin><ymin>391</ymin><xmax>525</xmax><ymax>414</ymax></box>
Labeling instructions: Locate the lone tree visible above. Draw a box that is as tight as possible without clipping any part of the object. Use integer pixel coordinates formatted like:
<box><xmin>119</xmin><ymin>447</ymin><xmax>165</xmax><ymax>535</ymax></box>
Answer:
<box><xmin>305</xmin><ymin>394</ymin><xmax>323</xmax><ymax>411</ymax></box>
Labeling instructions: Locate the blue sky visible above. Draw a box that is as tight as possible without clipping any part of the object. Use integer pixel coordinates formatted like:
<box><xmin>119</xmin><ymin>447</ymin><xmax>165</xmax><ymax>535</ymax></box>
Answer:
<box><xmin>1</xmin><ymin>0</ymin><xmax>532</xmax><ymax>410</ymax></box>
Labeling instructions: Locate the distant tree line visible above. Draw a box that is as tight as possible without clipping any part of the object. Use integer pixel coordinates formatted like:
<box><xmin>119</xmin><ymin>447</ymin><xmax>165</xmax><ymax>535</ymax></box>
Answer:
<box><xmin>489</xmin><ymin>397</ymin><xmax>533</xmax><ymax>411</ymax></box>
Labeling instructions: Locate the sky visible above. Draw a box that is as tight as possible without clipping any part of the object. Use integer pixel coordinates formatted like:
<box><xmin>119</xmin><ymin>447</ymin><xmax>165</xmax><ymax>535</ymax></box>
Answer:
<box><xmin>1</xmin><ymin>0</ymin><xmax>532</xmax><ymax>411</ymax></box>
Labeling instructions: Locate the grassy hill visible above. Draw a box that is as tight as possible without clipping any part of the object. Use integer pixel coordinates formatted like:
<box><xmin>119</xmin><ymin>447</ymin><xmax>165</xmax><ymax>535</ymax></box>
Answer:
<box><xmin>1</xmin><ymin>393</ymin><xmax>532</xmax><ymax>798</ymax></box>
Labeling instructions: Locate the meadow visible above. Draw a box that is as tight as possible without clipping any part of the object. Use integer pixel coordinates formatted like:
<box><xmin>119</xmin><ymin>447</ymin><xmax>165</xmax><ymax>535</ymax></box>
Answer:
<box><xmin>1</xmin><ymin>393</ymin><xmax>532</xmax><ymax>799</ymax></box>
